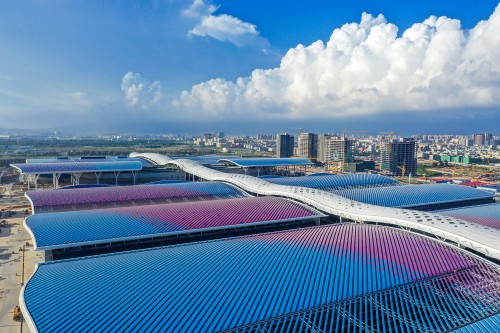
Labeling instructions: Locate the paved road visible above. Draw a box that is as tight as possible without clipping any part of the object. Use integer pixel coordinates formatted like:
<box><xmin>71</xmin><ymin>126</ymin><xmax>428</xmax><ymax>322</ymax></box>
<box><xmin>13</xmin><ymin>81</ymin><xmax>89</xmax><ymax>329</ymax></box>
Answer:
<box><xmin>0</xmin><ymin>191</ymin><xmax>40</xmax><ymax>333</ymax></box>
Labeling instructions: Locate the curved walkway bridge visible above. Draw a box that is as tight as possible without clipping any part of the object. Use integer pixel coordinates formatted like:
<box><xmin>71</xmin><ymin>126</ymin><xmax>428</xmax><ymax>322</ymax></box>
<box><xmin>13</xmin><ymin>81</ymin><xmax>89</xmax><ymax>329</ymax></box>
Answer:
<box><xmin>130</xmin><ymin>153</ymin><xmax>500</xmax><ymax>261</ymax></box>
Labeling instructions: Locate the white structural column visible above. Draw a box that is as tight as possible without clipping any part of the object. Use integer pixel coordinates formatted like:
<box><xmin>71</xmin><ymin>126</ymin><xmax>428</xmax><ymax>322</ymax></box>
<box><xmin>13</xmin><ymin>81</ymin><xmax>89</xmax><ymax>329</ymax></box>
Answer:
<box><xmin>113</xmin><ymin>172</ymin><xmax>121</xmax><ymax>186</ymax></box>
<box><xmin>27</xmin><ymin>174</ymin><xmax>40</xmax><ymax>190</ymax></box>
<box><xmin>71</xmin><ymin>173</ymin><xmax>82</xmax><ymax>186</ymax></box>
<box><xmin>52</xmin><ymin>173</ymin><xmax>62</xmax><ymax>188</ymax></box>
<box><xmin>95</xmin><ymin>172</ymin><xmax>102</xmax><ymax>184</ymax></box>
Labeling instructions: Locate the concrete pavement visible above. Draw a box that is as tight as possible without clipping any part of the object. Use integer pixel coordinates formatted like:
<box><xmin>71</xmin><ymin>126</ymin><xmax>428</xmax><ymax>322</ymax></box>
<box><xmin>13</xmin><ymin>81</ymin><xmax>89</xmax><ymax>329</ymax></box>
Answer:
<box><xmin>0</xmin><ymin>188</ymin><xmax>41</xmax><ymax>333</ymax></box>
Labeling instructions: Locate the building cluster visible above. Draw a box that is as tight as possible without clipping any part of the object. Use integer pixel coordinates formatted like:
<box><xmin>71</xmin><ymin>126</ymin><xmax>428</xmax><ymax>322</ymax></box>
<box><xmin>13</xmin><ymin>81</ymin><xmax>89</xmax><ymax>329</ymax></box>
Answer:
<box><xmin>191</xmin><ymin>131</ymin><xmax>499</xmax><ymax>172</ymax></box>
<box><xmin>416</xmin><ymin>132</ymin><xmax>499</xmax><ymax>164</ymax></box>
<box><xmin>194</xmin><ymin>132</ymin><xmax>279</xmax><ymax>152</ymax></box>
<box><xmin>194</xmin><ymin>132</ymin><xmax>250</xmax><ymax>150</ymax></box>
<box><xmin>277</xmin><ymin>133</ymin><xmax>354</xmax><ymax>162</ymax></box>
<box><xmin>276</xmin><ymin>132</ymin><xmax>416</xmax><ymax>175</ymax></box>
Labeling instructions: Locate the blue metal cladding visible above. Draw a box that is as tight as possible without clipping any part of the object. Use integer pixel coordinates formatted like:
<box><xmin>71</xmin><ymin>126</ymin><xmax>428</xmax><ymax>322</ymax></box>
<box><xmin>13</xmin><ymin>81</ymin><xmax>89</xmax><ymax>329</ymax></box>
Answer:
<box><xmin>56</xmin><ymin>184</ymin><xmax>112</xmax><ymax>189</ymax></box>
<box><xmin>26</xmin><ymin>157</ymin><xmax>146</xmax><ymax>164</ymax></box>
<box><xmin>436</xmin><ymin>202</ymin><xmax>500</xmax><ymax>230</ymax></box>
<box><xmin>225</xmin><ymin>266</ymin><xmax>500</xmax><ymax>333</ymax></box>
<box><xmin>12</xmin><ymin>161</ymin><xmax>143</xmax><ymax>174</ymax></box>
<box><xmin>25</xmin><ymin>197</ymin><xmax>322</xmax><ymax>249</ymax></box>
<box><xmin>26</xmin><ymin>181</ymin><xmax>248</xmax><ymax>213</ymax></box>
<box><xmin>22</xmin><ymin>224</ymin><xmax>499</xmax><ymax>333</ymax></box>
<box><xmin>259</xmin><ymin>175</ymin><xmax>286</xmax><ymax>179</ymax></box>
<box><xmin>143</xmin><ymin>180</ymin><xmax>187</xmax><ymax>185</ymax></box>
<box><xmin>449</xmin><ymin>314</ymin><xmax>500</xmax><ymax>333</ymax></box>
<box><xmin>26</xmin><ymin>158</ymin><xmax>78</xmax><ymax>163</ymax></box>
<box><xmin>172</xmin><ymin>155</ymin><xmax>242</xmax><ymax>165</ymax></box>
<box><xmin>219</xmin><ymin>157</ymin><xmax>314</xmax><ymax>167</ymax></box>
<box><xmin>333</xmin><ymin>183</ymin><xmax>494</xmax><ymax>208</ymax></box>
<box><xmin>265</xmin><ymin>173</ymin><xmax>401</xmax><ymax>190</ymax></box>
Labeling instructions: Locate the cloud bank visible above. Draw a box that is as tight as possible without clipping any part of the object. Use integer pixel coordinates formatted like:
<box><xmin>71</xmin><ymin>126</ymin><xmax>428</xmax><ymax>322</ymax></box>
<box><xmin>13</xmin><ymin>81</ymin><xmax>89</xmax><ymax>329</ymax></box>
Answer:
<box><xmin>183</xmin><ymin>0</ymin><xmax>261</xmax><ymax>47</ymax></box>
<box><xmin>174</xmin><ymin>4</ymin><xmax>500</xmax><ymax>119</ymax></box>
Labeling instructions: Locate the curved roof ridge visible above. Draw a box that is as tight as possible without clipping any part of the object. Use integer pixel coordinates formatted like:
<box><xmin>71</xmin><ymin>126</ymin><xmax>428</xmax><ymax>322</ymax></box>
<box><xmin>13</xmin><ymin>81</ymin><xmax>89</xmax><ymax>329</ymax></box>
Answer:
<box><xmin>130</xmin><ymin>152</ymin><xmax>500</xmax><ymax>260</ymax></box>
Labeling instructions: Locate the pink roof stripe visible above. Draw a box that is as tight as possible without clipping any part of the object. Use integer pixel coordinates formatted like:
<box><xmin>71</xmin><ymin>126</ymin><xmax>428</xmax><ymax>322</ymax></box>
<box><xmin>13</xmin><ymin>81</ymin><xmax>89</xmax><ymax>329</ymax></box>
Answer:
<box><xmin>253</xmin><ymin>223</ymin><xmax>472</xmax><ymax>282</ymax></box>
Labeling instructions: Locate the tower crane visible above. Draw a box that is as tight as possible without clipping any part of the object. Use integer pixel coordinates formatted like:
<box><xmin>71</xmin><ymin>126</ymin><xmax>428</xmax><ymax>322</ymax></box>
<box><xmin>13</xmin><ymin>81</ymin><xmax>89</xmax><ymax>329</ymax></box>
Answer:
<box><xmin>397</xmin><ymin>164</ymin><xmax>406</xmax><ymax>177</ymax></box>
<box><xmin>397</xmin><ymin>164</ymin><xmax>412</xmax><ymax>184</ymax></box>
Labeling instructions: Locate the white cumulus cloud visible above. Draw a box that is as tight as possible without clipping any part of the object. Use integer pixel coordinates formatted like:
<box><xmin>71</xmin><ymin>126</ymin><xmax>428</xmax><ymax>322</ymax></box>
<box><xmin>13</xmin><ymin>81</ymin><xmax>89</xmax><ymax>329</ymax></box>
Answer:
<box><xmin>183</xmin><ymin>0</ymin><xmax>261</xmax><ymax>47</ymax></box>
<box><xmin>175</xmin><ymin>4</ymin><xmax>500</xmax><ymax>119</ymax></box>
<box><xmin>121</xmin><ymin>72</ymin><xmax>163</xmax><ymax>110</ymax></box>
<box><xmin>182</xmin><ymin>0</ymin><xmax>217</xmax><ymax>19</ymax></box>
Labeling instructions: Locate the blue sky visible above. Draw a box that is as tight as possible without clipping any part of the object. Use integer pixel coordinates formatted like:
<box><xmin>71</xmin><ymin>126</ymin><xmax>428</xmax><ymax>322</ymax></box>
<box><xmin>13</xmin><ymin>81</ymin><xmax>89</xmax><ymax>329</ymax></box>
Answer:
<box><xmin>1</xmin><ymin>0</ymin><xmax>499</xmax><ymax>135</ymax></box>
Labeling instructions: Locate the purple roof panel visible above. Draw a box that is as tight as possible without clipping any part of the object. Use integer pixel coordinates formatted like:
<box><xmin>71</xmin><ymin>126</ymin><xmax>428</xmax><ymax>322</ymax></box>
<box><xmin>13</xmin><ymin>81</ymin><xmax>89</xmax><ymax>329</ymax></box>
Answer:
<box><xmin>25</xmin><ymin>197</ymin><xmax>324</xmax><ymax>249</ymax></box>
<box><xmin>26</xmin><ymin>182</ymin><xmax>248</xmax><ymax>213</ymax></box>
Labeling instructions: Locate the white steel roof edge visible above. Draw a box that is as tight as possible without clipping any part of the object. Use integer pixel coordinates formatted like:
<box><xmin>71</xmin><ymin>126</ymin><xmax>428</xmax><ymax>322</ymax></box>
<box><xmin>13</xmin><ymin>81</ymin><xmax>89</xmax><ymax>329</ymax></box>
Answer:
<box><xmin>130</xmin><ymin>152</ymin><xmax>500</xmax><ymax>260</ymax></box>
<box><xmin>19</xmin><ymin>263</ymin><xmax>40</xmax><ymax>333</ymax></box>
<box><xmin>23</xmin><ymin>217</ymin><xmax>38</xmax><ymax>250</ymax></box>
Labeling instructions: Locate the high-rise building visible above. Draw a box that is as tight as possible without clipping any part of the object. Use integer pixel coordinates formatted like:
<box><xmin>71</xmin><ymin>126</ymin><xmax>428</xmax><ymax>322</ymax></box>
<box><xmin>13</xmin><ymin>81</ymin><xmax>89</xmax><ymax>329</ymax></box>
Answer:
<box><xmin>472</xmin><ymin>134</ymin><xmax>484</xmax><ymax>146</ymax></box>
<box><xmin>318</xmin><ymin>134</ymin><xmax>334</xmax><ymax>163</ymax></box>
<box><xmin>472</xmin><ymin>133</ymin><xmax>493</xmax><ymax>146</ymax></box>
<box><xmin>484</xmin><ymin>132</ymin><xmax>493</xmax><ymax>146</ymax></box>
<box><xmin>380</xmin><ymin>138</ymin><xmax>417</xmax><ymax>176</ymax></box>
<box><xmin>297</xmin><ymin>133</ymin><xmax>318</xmax><ymax>159</ymax></box>
<box><xmin>276</xmin><ymin>133</ymin><xmax>294</xmax><ymax>158</ymax></box>
<box><xmin>317</xmin><ymin>134</ymin><xmax>353</xmax><ymax>165</ymax></box>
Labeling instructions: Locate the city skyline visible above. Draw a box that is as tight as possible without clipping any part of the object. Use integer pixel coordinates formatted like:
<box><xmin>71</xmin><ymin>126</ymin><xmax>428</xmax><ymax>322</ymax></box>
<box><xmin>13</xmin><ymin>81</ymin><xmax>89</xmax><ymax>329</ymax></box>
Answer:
<box><xmin>1</xmin><ymin>0</ymin><xmax>500</xmax><ymax>134</ymax></box>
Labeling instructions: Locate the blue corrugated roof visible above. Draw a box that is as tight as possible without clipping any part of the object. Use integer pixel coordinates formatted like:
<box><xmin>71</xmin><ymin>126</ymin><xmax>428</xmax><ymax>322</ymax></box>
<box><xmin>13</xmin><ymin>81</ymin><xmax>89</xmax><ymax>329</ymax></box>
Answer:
<box><xmin>26</xmin><ymin>157</ymin><xmax>151</xmax><ymax>167</ymax></box>
<box><xmin>258</xmin><ymin>175</ymin><xmax>286</xmax><ymax>179</ymax></box>
<box><xmin>333</xmin><ymin>183</ymin><xmax>494</xmax><ymax>208</ymax></box>
<box><xmin>265</xmin><ymin>173</ymin><xmax>401</xmax><ymax>190</ymax></box>
<box><xmin>143</xmin><ymin>180</ymin><xmax>187</xmax><ymax>185</ymax></box>
<box><xmin>172</xmin><ymin>155</ymin><xmax>242</xmax><ymax>165</ymax></box>
<box><xmin>435</xmin><ymin>202</ymin><xmax>500</xmax><ymax>229</ymax></box>
<box><xmin>449</xmin><ymin>314</ymin><xmax>500</xmax><ymax>333</ymax></box>
<box><xmin>27</xmin><ymin>181</ymin><xmax>248</xmax><ymax>213</ymax></box>
<box><xmin>219</xmin><ymin>157</ymin><xmax>313</xmax><ymax>167</ymax></box>
<box><xmin>25</xmin><ymin>197</ymin><xmax>323</xmax><ymax>250</ymax></box>
<box><xmin>12</xmin><ymin>161</ymin><xmax>143</xmax><ymax>174</ymax></box>
<box><xmin>56</xmin><ymin>184</ymin><xmax>112</xmax><ymax>189</ymax></box>
<box><xmin>22</xmin><ymin>224</ymin><xmax>500</xmax><ymax>333</ymax></box>
<box><xmin>26</xmin><ymin>158</ymin><xmax>78</xmax><ymax>163</ymax></box>
<box><xmin>225</xmin><ymin>266</ymin><xmax>500</xmax><ymax>333</ymax></box>
<box><xmin>26</xmin><ymin>157</ymin><xmax>146</xmax><ymax>163</ymax></box>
